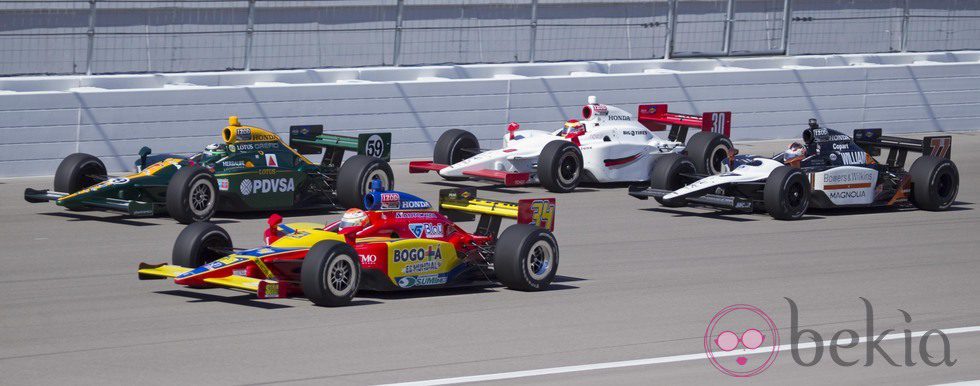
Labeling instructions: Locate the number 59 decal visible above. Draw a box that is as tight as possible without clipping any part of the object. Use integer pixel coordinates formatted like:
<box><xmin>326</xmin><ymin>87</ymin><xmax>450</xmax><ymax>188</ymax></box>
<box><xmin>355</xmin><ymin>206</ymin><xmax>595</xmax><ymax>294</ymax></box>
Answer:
<box><xmin>517</xmin><ymin>198</ymin><xmax>556</xmax><ymax>231</ymax></box>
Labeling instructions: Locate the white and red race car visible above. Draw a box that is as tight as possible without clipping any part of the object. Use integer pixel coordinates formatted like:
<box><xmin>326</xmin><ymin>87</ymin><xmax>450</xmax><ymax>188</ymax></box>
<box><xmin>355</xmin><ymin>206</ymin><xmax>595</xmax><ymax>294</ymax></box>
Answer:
<box><xmin>410</xmin><ymin>96</ymin><xmax>735</xmax><ymax>192</ymax></box>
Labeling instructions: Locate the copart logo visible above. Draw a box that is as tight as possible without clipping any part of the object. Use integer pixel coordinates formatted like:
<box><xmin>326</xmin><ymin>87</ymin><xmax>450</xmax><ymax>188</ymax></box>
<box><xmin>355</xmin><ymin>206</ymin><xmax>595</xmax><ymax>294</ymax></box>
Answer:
<box><xmin>240</xmin><ymin>178</ymin><xmax>295</xmax><ymax>195</ymax></box>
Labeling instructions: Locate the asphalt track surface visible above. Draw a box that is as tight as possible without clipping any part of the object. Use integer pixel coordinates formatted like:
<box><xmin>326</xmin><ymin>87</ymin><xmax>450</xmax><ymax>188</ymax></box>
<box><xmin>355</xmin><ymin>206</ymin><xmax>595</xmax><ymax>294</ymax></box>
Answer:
<box><xmin>1</xmin><ymin>132</ymin><xmax>978</xmax><ymax>385</ymax></box>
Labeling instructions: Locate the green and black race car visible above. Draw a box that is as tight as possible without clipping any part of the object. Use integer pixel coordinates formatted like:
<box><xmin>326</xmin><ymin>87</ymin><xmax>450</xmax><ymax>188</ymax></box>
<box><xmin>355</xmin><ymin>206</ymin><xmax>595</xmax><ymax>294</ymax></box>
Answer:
<box><xmin>25</xmin><ymin>116</ymin><xmax>394</xmax><ymax>223</ymax></box>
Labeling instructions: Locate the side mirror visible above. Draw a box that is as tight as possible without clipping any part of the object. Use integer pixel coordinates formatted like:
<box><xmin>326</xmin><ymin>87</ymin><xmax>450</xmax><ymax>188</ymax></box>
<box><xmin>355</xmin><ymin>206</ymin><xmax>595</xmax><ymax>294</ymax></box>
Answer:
<box><xmin>338</xmin><ymin>224</ymin><xmax>364</xmax><ymax>245</ymax></box>
<box><xmin>138</xmin><ymin>146</ymin><xmax>152</xmax><ymax>170</ymax></box>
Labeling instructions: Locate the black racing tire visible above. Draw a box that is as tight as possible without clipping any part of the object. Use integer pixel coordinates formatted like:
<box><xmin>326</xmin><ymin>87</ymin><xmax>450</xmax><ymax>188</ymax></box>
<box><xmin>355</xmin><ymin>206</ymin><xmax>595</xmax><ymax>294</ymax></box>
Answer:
<box><xmin>433</xmin><ymin>129</ymin><xmax>480</xmax><ymax>181</ymax></box>
<box><xmin>301</xmin><ymin>240</ymin><xmax>360</xmax><ymax>307</ymax></box>
<box><xmin>764</xmin><ymin>166</ymin><xmax>809</xmax><ymax>220</ymax></box>
<box><xmin>537</xmin><ymin>141</ymin><xmax>583</xmax><ymax>193</ymax></box>
<box><xmin>649</xmin><ymin>153</ymin><xmax>697</xmax><ymax>208</ymax></box>
<box><xmin>54</xmin><ymin>153</ymin><xmax>107</xmax><ymax>199</ymax></box>
<box><xmin>494</xmin><ymin>224</ymin><xmax>559</xmax><ymax>291</ymax></box>
<box><xmin>336</xmin><ymin>155</ymin><xmax>394</xmax><ymax>209</ymax></box>
<box><xmin>172</xmin><ymin>222</ymin><xmax>232</xmax><ymax>268</ymax></box>
<box><xmin>685</xmin><ymin>131</ymin><xmax>734</xmax><ymax>175</ymax></box>
<box><xmin>909</xmin><ymin>155</ymin><xmax>959</xmax><ymax>211</ymax></box>
<box><xmin>166</xmin><ymin>165</ymin><xmax>218</xmax><ymax>224</ymax></box>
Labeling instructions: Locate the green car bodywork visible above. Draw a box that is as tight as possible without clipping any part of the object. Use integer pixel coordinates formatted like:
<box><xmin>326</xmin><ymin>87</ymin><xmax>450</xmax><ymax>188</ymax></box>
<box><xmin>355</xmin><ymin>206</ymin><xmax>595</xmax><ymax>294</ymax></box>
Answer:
<box><xmin>25</xmin><ymin>117</ymin><xmax>393</xmax><ymax>223</ymax></box>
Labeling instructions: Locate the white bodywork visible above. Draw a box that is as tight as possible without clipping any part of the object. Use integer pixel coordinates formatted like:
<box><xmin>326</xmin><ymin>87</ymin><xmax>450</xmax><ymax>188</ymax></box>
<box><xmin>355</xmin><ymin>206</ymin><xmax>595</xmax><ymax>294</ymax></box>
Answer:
<box><xmin>663</xmin><ymin>157</ymin><xmax>782</xmax><ymax>200</ymax></box>
<box><xmin>663</xmin><ymin>157</ymin><xmax>880</xmax><ymax>207</ymax></box>
<box><xmin>811</xmin><ymin>166</ymin><xmax>878</xmax><ymax>206</ymax></box>
<box><xmin>438</xmin><ymin>97</ymin><xmax>685</xmax><ymax>183</ymax></box>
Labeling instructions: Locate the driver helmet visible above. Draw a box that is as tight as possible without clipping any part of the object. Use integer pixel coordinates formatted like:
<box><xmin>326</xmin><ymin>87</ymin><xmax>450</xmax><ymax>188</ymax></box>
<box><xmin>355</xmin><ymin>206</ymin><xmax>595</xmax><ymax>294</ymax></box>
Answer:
<box><xmin>783</xmin><ymin>141</ymin><xmax>806</xmax><ymax>161</ymax></box>
<box><xmin>338</xmin><ymin>208</ymin><xmax>369</xmax><ymax>230</ymax></box>
<box><xmin>204</xmin><ymin>143</ymin><xmax>227</xmax><ymax>158</ymax></box>
<box><xmin>560</xmin><ymin>119</ymin><xmax>586</xmax><ymax>136</ymax></box>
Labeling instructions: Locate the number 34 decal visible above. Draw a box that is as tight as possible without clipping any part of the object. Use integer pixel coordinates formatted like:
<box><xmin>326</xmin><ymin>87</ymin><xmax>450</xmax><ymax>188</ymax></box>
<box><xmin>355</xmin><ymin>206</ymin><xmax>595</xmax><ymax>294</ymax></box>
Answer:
<box><xmin>518</xmin><ymin>198</ymin><xmax>556</xmax><ymax>231</ymax></box>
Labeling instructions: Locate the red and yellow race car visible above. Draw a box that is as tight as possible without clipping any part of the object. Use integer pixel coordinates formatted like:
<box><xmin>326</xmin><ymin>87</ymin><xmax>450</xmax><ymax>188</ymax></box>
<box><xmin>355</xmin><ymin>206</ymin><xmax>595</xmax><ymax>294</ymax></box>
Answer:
<box><xmin>138</xmin><ymin>186</ymin><xmax>558</xmax><ymax>306</ymax></box>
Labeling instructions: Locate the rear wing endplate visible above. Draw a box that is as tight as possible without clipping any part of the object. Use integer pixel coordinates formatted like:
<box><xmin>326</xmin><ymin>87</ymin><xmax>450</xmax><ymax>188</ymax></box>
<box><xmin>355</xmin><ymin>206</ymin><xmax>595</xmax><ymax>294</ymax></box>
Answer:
<box><xmin>289</xmin><ymin>125</ymin><xmax>391</xmax><ymax>161</ymax></box>
<box><xmin>636</xmin><ymin>104</ymin><xmax>731</xmax><ymax>142</ymax></box>
<box><xmin>438</xmin><ymin>188</ymin><xmax>555</xmax><ymax>234</ymax></box>
<box><xmin>853</xmin><ymin>128</ymin><xmax>951</xmax><ymax>168</ymax></box>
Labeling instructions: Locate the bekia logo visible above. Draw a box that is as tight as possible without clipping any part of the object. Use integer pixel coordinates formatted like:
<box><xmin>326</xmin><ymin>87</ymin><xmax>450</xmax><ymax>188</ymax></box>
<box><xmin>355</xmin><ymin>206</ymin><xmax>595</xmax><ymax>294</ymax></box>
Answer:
<box><xmin>704</xmin><ymin>304</ymin><xmax>780</xmax><ymax>377</ymax></box>
<box><xmin>704</xmin><ymin>299</ymin><xmax>957</xmax><ymax>378</ymax></box>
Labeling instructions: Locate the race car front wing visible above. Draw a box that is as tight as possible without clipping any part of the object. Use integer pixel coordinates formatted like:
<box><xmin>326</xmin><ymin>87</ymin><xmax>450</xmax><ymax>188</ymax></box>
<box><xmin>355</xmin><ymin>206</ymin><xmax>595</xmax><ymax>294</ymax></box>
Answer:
<box><xmin>628</xmin><ymin>185</ymin><xmax>755</xmax><ymax>212</ymax></box>
<box><xmin>25</xmin><ymin>188</ymin><xmax>157</xmax><ymax>216</ymax></box>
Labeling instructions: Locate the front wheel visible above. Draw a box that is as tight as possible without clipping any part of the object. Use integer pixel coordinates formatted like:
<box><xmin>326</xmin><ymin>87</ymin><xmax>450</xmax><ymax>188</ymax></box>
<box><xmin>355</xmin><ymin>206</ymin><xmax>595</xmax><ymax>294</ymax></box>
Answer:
<box><xmin>538</xmin><ymin>141</ymin><xmax>583</xmax><ymax>193</ymax></box>
<box><xmin>301</xmin><ymin>240</ymin><xmax>361</xmax><ymax>307</ymax></box>
<box><xmin>172</xmin><ymin>222</ymin><xmax>232</xmax><ymax>268</ymax></box>
<box><xmin>494</xmin><ymin>224</ymin><xmax>559</xmax><ymax>291</ymax></box>
<box><xmin>434</xmin><ymin>129</ymin><xmax>480</xmax><ymax>181</ymax></box>
<box><xmin>166</xmin><ymin>166</ymin><xmax>218</xmax><ymax>224</ymax></box>
<box><xmin>764</xmin><ymin>166</ymin><xmax>809</xmax><ymax>220</ymax></box>
<box><xmin>909</xmin><ymin>155</ymin><xmax>958</xmax><ymax>211</ymax></box>
<box><xmin>336</xmin><ymin>155</ymin><xmax>394</xmax><ymax>209</ymax></box>
<box><xmin>54</xmin><ymin>153</ymin><xmax>107</xmax><ymax>210</ymax></box>
<box><xmin>649</xmin><ymin>153</ymin><xmax>697</xmax><ymax>207</ymax></box>
<box><xmin>685</xmin><ymin>131</ymin><xmax>733</xmax><ymax>175</ymax></box>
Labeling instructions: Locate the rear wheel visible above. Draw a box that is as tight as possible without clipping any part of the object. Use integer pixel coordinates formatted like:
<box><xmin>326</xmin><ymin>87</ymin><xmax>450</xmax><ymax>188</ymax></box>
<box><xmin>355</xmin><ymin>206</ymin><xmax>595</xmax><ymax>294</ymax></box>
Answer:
<box><xmin>686</xmin><ymin>132</ymin><xmax>733</xmax><ymax>175</ymax></box>
<box><xmin>764</xmin><ymin>166</ymin><xmax>809</xmax><ymax>220</ymax></box>
<box><xmin>494</xmin><ymin>224</ymin><xmax>559</xmax><ymax>291</ymax></box>
<box><xmin>336</xmin><ymin>155</ymin><xmax>394</xmax><ymax>209</ymax></box>
<box><xmin>301</xmin><ymin>240</ymin><xmax>360</xmax><ymax>307</ymax></box>
<box><xmin>649</xmin><ymin>154</ymin><xmax>697</xmax><ymax>207</ymax></box>
<box><xmin>172</xmin><ymin>222</ymin><xmax>232</xmax><ymax>268</ymax></box>
<box><xmin>434</xmin><ymin>129</ymin><xmax>480</xmax><ymax>181</ymax></box>
<box><xmin>538</xmin><ymin>141</ymin><xmax>583</xmax><ymax>193</ymax></box>
<box><xmin>909</xmin><ymin>155</ymin><xmax>958</xmax><ymax>211</ymax></box>
<box><xmin>54</xmin><ymin>153</ymin><xmax>107</xmax><ymax>210</ymax></box>
<box><xmin>166</xmin><ymin>166</ymin><xmax>218</xmax><ymax>224</ymax></box>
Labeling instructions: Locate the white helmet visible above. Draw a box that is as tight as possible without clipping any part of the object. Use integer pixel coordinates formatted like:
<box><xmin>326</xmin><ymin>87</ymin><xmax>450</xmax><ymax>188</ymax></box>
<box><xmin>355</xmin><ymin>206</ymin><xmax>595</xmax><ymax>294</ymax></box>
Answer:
<box><xmin>338</xmin><ymin>208</ymin><xmax>368</xmax><ymax>230</ymax></box>
<box><xmin>783</xmin><ymin>142</ymin><xmax>806</xmax><ymax>161</ymax></box>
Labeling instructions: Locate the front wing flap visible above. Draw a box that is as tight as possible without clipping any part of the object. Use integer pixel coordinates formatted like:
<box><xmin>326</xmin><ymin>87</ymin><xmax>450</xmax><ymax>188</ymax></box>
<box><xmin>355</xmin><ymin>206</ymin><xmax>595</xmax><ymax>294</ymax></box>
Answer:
<box><xmin>137</xmin><ymin>262</ymin><xmax>287</xmax><ymax>299</ymax></box>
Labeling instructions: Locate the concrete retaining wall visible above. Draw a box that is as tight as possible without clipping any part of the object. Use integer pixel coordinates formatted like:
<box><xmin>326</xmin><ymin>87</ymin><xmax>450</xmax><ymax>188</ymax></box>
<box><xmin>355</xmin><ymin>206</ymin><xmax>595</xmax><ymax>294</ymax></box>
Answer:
<box><xmin>2</xmin><ymin>51</ymin><xmax>979</xmax><ymax>177</ymax></box>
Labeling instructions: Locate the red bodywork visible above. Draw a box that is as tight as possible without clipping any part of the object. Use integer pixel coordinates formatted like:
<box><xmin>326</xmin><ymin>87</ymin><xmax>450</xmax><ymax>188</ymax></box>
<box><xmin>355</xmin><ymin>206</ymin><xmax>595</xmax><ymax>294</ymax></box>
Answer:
<box><xmin>636</xmin><ymin>104</ymin><xmax>732</xmax><ymax>137</ymax></box>
<box><xmin>169</xmin><ymin>209</ymin><xmax>497</xmax><ymax>298</ymax></box>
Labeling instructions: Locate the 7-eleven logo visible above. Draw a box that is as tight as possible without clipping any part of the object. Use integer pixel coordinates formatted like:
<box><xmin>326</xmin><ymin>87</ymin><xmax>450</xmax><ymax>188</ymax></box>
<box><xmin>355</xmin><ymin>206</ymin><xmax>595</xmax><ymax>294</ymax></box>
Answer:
<box><xmin>265</xmin><ymin>153</ymin><xmax>279</xmax><ymax>167</ymax></box>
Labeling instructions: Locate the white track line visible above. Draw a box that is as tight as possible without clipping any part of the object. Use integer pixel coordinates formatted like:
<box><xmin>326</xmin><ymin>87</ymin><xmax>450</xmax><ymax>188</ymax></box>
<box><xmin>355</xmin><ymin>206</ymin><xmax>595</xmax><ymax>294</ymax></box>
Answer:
<box><xmin>379</xmin><ymin>325</ymin><xmax>980</xmax><ymax>386</ymax></box>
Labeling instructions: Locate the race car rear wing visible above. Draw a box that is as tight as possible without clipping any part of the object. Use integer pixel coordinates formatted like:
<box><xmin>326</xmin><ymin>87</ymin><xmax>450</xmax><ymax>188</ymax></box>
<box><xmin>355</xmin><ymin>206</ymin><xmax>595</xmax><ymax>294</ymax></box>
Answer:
<box><xmin>438</xmin><ymin>188</ymin><xmax>555</xmax><ymax>236</ymax></box>
<box><xmin>636</xmin><ymin>104</ymin><xmax>731</xmax><ymax>142</ymax></box>
<box><xmin>853</xmin><ymin>128</ymin><xmax>951</xmax><ymax>168</ymax></box>
<box><xmin>288</xmin><ymin>124</ymin><xmax>392</xmax><ymax>162</ymax></box>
